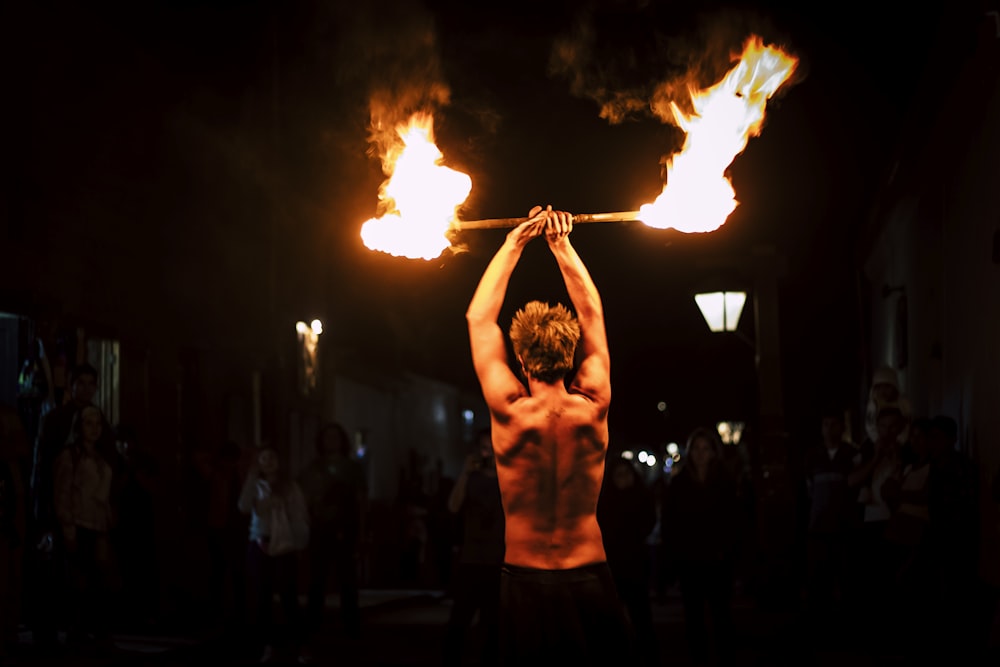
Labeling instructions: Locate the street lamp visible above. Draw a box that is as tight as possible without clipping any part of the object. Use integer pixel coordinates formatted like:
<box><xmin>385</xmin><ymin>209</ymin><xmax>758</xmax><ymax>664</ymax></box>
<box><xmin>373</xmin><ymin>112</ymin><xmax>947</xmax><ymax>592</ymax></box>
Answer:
<box><xmin>694</xmin><ymin>291</ymin><xmax>747</xmax><ymax>332</ymax></box>
<box><xmin>296</xmin><ymin>318</ymin><xmax>323</xmax><ymax>396</ymax></box>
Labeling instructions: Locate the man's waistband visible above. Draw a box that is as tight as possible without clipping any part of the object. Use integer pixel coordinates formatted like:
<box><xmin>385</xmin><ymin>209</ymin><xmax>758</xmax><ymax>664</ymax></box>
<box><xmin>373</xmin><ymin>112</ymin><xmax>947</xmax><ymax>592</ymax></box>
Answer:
<box><xmin>501</xmin><ymin>561</ymin><xmax>610</xmax><ymax>583</ymax></box>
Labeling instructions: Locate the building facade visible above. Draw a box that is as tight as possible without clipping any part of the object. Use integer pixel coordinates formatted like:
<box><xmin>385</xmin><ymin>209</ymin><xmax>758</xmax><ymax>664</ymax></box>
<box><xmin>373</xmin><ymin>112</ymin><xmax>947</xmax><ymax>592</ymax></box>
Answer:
<box><xmin>859</xmin><ymin>6</ymin><xmax>1000</xmax><ymax>586</ymax></box>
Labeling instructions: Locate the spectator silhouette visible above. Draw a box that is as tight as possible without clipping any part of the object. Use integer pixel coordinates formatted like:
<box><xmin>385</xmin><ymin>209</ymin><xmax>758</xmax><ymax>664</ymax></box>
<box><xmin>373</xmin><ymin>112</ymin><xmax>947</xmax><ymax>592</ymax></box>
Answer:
<box><xmin>597</xmin><ymin>456</ymin><xmax>659</xmax><ymax>667</ymax></box>
<box><xmin>28</xmin><ymin>362</ymin><xmax>103</xmax><ymax>651</ymax></box>
<box><xmin>802</xmin><ymin>405</ymin><xmax>856</xmax><ymax>626</ymax></box>
<box><xmin>862</xmin><ymin>366</ymin><xmax>912</xmax><ymax>446</ymax></box>
<box><xmin>0</xmin><ymin>404</ymin><xmax>29</xmax><ymax>660</ymax></box>
<box><xmin>925</xmin><ymin>414</ymin><xmax>980</xmax><ymax>659</ymax></box>
<box><xmin>238</xmin><ymin>446</ymin><xmax>310</xmax><ymax>663</ymax></box>
<box><xmin>442</xmin><ymin>428</ymin><xmax>504</xmax><ymax>667</ymax></box>
<box><xmin>663</xmin><ymin>427</ymin><xmax>740</xmax><ymax>666</ymax></box>
<box><xmin>53</xmin><ymin>404</ymin><xmax>118</xmax><ymax>653</ymax></box>
<box><xmin>650</xmin><ymin>469</ymin><xmax>673</xmax><ymax>605</ymax></box>
<box><xmin>206</xmin><ymin>440</ymin><xmax>249</xmax><ymax>635</ymax></box>
<box><xmin>16</xmin><ymin>336</ymin><xmax>54</xmax><ymax>447</ymax></box>
<box><xmin>882</xmin><ymin>416</ymin><xmax>933</xmax><ymax>656</ymax></box>
<box><xmin>979</xmin><ymin>461</ymin><xmax>1000</xmax><ymax>655</ymax></box>
<box><xmin>111</xmin><ymin>425</ymin><xmax>159</xmax><ymax>631</ymax></box>
<box><xmin>397</xmin><ymin>448</ymin><xmax>428</xmax><ymax>586</ymax></box>
<box><xmin>32</xmin><ymin>363</ymin><xmax>101</xmax><ymax>530</ymax></box>
<box><xmin>846</xmin><ymin>404</ymin><xmax>905</xmax><ymax>652</ymax></box>
<box><xmin>298</xmin><ymin>422</ymin><xmax>366</xmax><ymax>658</ymax></box>
<box><xmin>426</xmin><ymin>456</ymin><xmax>456</xmax><ymax>591</ymax></box>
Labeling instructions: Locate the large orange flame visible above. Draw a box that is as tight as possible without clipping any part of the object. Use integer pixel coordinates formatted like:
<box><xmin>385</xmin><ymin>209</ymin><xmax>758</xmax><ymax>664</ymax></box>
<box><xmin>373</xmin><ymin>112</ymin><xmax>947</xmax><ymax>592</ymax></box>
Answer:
<box><xmin>639</xmin><ymin>36</ymin><xmax>798</xmax><ymax>232</ymax></box>
<box><xmin>360</xmin><ymin>112</ymin><xmax>472</xmax><ymax>260</ymax></box>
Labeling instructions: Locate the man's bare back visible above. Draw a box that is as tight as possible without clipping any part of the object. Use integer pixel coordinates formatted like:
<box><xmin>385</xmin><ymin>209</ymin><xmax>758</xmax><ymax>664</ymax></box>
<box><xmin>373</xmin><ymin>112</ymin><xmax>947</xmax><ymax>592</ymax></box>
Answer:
<box><xmin>465</xmin><ymin>206</ymin><xmax>634</xmax><ymax>663</ymax></box>
<box><xmin>492</xmin><ymin>387</ymin><xmax>609</xmax><ymax>569</ymax></box>
<box><xmin>466</xmin><ymin>206</ymin><xmax>611</xmax><ymax>572</ymax></box>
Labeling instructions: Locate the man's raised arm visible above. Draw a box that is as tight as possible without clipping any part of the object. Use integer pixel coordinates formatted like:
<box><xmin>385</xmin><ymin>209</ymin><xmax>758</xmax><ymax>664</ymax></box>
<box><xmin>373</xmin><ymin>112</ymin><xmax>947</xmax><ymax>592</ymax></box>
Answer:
<box><xmin>466</xmin><ymin>206</ymin><xmax>547</xmax><ymax>410</ymax></box>
<box><xmin>545</xmin><ymin>211</ymin><xmax>610</xmax><ymax>403</ymax></box>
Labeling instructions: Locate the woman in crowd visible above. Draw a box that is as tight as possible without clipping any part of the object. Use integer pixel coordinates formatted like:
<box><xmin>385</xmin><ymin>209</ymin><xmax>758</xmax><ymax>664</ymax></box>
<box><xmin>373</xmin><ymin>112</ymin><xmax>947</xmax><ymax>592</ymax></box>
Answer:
<box><xmin>662</xmin><ymin>427</ymin><xmax>741</xmax><ymax>666</ymax></box>
<box><xmin>53</xmin><ymin>404</ymin><xmax>118</xmax><ymax>650</ymax></box>
<box><xmin>238</xmin><ymin>446</ymin><xmax>310</xmax><ymax>663</ymax></box>
<box><xmin>597</xmin><ymin>456</ymin><xmax>659</xmax><ymax>667</ymax></box>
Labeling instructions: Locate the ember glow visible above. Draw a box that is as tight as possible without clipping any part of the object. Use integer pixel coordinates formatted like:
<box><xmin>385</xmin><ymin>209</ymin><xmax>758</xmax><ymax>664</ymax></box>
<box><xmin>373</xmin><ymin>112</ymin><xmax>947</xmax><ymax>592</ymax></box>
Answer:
<box><xmin>360</xmin><ymin>112</ymin><xmax>472</xmax><ymax>260</ymax></box>
<box><xmin>639</xmin><ymin>36</ymin><xmax>798</xmax><ymax>233</ymax></box>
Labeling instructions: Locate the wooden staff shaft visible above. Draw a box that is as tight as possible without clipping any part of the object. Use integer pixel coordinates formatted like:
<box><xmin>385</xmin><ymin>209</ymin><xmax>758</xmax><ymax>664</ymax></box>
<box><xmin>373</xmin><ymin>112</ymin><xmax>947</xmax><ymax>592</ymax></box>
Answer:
<box><xmin>453</xmin><ymin>210</ymin><xmax>642</xmax><ymax>230</ymax></box>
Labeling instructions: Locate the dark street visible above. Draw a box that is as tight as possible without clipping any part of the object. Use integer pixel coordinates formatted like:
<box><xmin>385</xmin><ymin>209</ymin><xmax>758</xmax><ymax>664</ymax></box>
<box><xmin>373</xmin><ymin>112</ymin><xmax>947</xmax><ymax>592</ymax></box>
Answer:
<box><xmin>8</xmin><ymin>585</ymin><xmax>999</xmax><ymax>666</ymax></box>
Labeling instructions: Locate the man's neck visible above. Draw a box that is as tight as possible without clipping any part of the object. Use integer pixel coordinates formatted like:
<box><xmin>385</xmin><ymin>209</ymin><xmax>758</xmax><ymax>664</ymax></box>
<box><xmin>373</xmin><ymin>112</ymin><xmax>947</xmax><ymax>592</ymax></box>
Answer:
<box><xmin>525</xmin><ymin>376</ymin><xmax>567</xmax><ymax>397</ymax></box>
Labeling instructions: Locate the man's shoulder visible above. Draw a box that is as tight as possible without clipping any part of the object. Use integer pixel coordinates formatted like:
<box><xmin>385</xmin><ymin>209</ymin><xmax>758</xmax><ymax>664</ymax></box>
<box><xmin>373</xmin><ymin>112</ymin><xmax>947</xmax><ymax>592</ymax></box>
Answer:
<box><xmin>504</xmin><ymin>390</ymin><xmax>605</xmax><ymax>415</ymax></box>
<box><xmin>566</xmin><ymin>385</ymin><xmax>609</xmax><ymax>404</ymax></box>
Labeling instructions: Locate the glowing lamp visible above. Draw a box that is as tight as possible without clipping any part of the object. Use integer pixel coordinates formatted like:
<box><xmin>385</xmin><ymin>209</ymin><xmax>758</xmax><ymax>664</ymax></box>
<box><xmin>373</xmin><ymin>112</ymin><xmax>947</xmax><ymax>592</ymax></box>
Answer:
<box><xmin>694</xmin><ymin>291</ymin><xmax>746</xmax><ymax>332</ymax></box>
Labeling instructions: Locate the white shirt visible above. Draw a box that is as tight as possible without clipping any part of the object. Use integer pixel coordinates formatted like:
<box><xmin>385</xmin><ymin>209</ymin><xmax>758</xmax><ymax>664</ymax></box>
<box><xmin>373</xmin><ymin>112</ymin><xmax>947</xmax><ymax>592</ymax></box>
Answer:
<box><xmin>863</xmin><ymin>455</ymin><xmax>899</xmax><ymax>523</ymax></box>
<box><xmin>54</xmin><ymin>446</ymin><xmax>114</xmax><ymax>535</ymax></box>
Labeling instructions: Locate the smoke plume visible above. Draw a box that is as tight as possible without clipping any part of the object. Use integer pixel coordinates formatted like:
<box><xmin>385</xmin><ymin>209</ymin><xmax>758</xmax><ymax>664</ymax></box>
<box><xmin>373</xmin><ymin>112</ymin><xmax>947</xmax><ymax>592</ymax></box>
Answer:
<box><xmin>549</xmin><ymin>2</ymin><xmax>801</xmax><ymax>127</ymax></box>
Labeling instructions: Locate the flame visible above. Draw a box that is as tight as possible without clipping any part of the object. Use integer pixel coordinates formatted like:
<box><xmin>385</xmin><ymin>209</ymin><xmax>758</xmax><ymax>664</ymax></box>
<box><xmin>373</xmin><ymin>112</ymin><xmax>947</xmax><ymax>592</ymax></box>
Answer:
<box><xmin>639</xmin><ymin>36</ymin><xmax>798</xmax><ymax>233</ymax></box>
<box><xmin>360</xmin><ymin>112</ymin><xmax>472</xmax><ymax>260</ymax></box>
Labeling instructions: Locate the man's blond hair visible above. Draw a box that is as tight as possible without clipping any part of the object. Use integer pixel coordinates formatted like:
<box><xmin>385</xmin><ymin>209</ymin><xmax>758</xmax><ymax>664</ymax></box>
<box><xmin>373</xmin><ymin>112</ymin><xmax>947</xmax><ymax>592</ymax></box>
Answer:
<box><xmin>509</xmin><ymin>301</ymin><xmax>581</xmax><ymax>383</ymax></box>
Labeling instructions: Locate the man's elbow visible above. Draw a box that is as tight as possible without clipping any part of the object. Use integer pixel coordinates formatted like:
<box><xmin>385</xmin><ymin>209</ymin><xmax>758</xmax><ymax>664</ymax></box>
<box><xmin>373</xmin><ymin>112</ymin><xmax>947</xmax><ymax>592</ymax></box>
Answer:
<box><xmin>467</xmin><ymin>311</ymin><xmax>500</xmax><ymax>336</ymax></box>
<box><xmin>466</xmin><ymin>308</ymin><xmax>492</xmax><ymax>325</ymax></box>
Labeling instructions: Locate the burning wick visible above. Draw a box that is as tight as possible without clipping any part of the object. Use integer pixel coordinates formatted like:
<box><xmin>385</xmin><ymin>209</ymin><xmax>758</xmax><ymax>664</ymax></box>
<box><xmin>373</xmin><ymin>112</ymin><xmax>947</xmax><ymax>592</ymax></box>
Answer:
<box><xmin>639</xmin><ymin>35</ymin><xmax>799</xmax><ymax>232</ymax></box>
<box><xmin>360</xmin><ymin>112</ymin><xmax>472</xmax><ymax>260</ymax></box>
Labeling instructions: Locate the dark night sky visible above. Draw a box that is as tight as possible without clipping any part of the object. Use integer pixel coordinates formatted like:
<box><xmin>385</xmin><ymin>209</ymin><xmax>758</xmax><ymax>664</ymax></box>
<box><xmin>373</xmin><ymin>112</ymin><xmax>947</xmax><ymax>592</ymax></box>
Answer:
<box><xmin>12</xmin><ymin>0</ymin><xmax>969</xmax><ymax>446</ymax></box>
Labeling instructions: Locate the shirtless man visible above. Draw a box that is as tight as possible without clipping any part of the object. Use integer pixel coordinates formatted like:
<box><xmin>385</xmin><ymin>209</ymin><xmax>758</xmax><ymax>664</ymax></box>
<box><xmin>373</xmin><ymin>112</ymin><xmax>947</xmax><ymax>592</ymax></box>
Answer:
<box><xmin>466</xmin><ymin>205</ymin><xmax>635</xmax><ymax>664</ymax></box>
